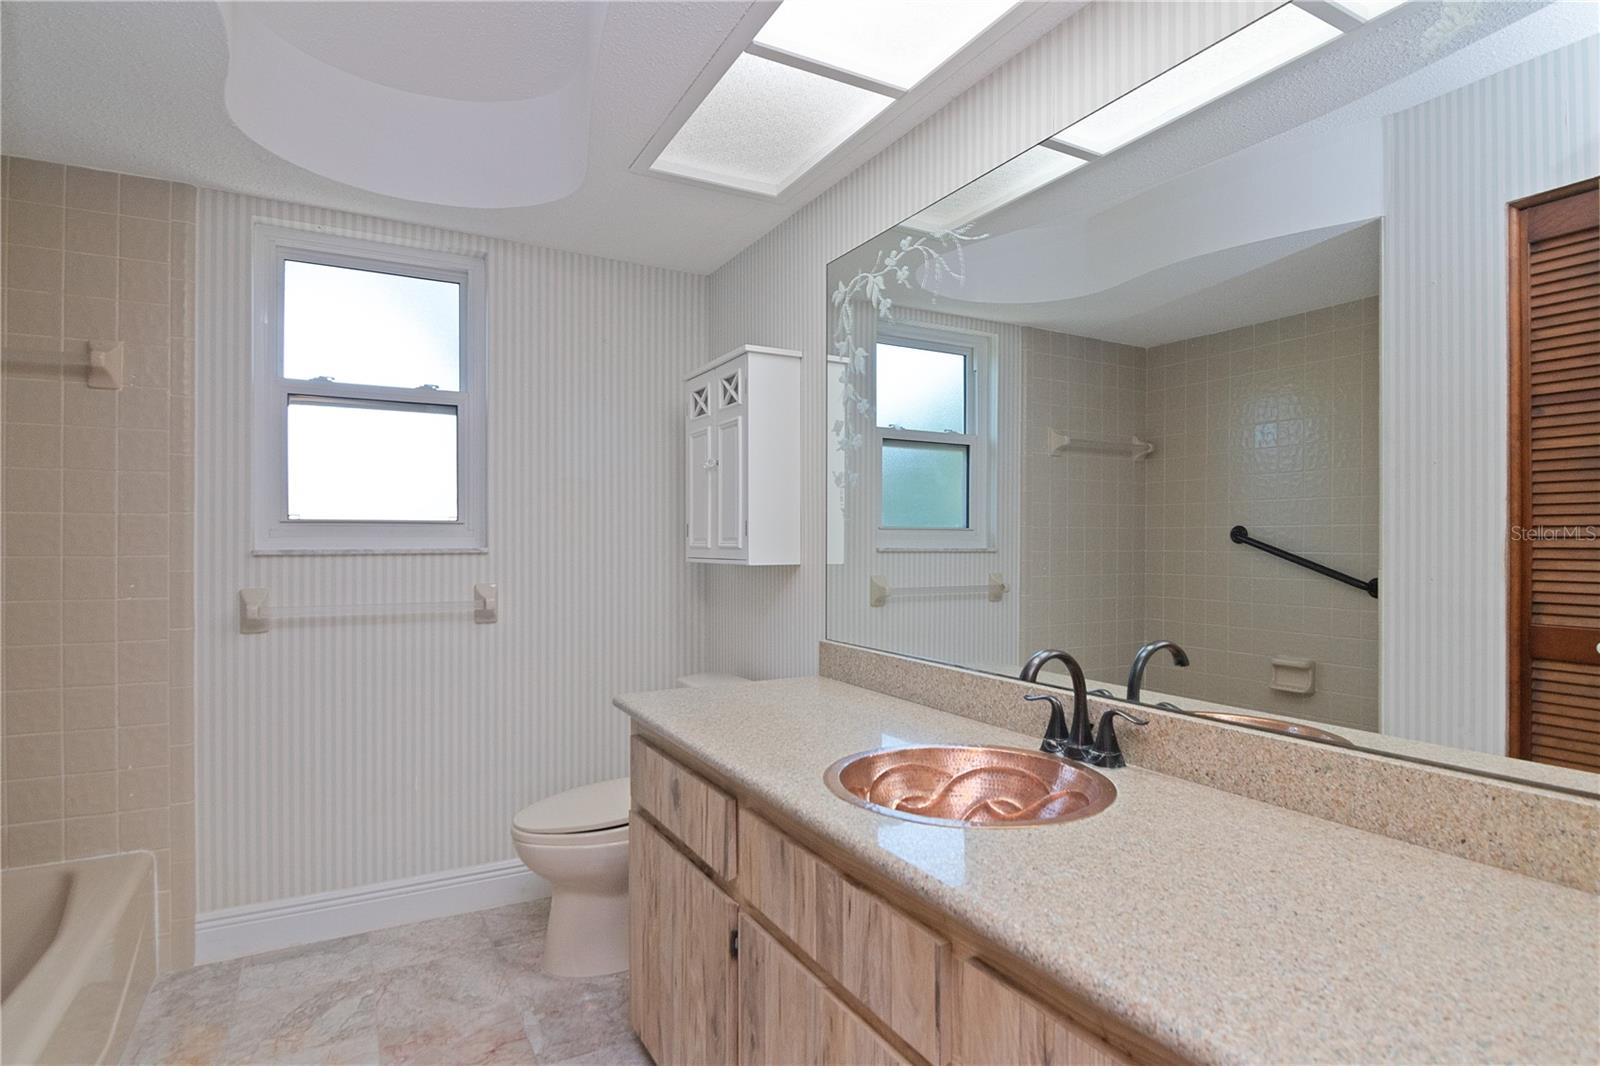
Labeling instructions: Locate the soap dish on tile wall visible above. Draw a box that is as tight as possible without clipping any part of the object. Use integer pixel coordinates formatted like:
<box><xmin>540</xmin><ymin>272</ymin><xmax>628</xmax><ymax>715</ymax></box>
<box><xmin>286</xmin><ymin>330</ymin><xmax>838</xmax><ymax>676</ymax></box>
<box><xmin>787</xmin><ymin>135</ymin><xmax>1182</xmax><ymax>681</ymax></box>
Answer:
<box><xmin>1270</xmin><ymin>658</ymin><xmax>1315</xmax><ymax>695</ymax></box>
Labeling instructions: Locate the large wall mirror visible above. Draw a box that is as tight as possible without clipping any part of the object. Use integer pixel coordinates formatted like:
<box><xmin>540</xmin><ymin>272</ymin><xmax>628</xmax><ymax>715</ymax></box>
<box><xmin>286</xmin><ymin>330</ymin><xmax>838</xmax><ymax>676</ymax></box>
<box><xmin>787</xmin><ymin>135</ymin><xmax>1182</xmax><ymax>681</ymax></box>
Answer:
<box><xmin>825</xmin><ymin>1</ymin><xmax>1599</xmax><ymax>794</ymax></box>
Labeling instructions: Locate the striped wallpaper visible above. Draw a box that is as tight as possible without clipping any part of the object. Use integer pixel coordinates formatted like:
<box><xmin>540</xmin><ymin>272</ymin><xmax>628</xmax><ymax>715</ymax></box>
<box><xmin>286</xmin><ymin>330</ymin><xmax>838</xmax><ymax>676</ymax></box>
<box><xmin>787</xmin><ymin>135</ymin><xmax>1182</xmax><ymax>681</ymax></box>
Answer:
<box><xmin>702</xmin><ymin>1</ymin><xmax>1277</xmax><ymax>680</ymax></box>
<box><xmin>196</xmin><ymin>192</ymin><xmax>706</xmax><ymax>910</ymax></box>
<box><xmin>1380</xmin><ymin>36</ymin><xmax>1600</xmax><ymax>753</ymax></box>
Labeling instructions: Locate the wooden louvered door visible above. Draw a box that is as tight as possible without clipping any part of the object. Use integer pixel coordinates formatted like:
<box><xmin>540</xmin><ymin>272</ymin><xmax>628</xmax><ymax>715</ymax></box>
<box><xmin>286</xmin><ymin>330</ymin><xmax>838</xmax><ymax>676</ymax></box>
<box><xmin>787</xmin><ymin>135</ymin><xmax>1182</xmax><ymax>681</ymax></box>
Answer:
<box><xmin>1509</xmin><ymin>177</ymin><xmax>1600</xmax><ymax>771</ymax></box>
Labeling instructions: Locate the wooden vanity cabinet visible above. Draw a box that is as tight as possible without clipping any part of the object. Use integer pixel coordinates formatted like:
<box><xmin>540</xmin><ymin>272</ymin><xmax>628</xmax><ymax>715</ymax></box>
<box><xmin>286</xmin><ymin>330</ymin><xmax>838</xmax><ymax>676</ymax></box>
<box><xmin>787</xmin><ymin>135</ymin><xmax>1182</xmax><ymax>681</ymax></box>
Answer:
<box><xmin>630</xmin><ymin>736</ymin><xmax>1156</xmax><ymax>1066</ymax></box>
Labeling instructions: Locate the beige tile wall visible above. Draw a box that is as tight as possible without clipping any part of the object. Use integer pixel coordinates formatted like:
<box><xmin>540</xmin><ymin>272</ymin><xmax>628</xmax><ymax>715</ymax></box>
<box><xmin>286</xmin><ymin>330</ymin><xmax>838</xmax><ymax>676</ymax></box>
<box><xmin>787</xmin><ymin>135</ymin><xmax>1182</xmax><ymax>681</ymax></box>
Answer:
<box><xmin>1141</xmin><ymin>299</ymin><xmax>1380</xmax><ymax>729</ymax></box>
<box><xmin>1020</xmin><ymin>329</ymin><xmax>1147</xmax><ymax>686</ymax></box>
<box><xmin>2</xmin><ymin>156</ymin><xmax>196</xmax><ymax>970</ymax></box>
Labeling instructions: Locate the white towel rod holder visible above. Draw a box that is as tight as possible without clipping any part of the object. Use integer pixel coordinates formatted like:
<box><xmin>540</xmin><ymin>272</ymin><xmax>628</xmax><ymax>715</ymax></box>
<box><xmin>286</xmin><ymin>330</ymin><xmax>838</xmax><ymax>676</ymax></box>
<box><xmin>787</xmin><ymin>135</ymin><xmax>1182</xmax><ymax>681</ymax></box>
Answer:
<box><xmin>239</xmin><ymin>583</ymin><xmax>497</xmax><ymax>633</ymax></box>
<box><xmin>870</xmin><ymin>573</ymin><xmax>1006</xmax><ymax>607</ymax></box>
<box><xmin>1047</xmin><ymin>428</ymin><xmax>1154</xmax><ymax>461</ymax></box>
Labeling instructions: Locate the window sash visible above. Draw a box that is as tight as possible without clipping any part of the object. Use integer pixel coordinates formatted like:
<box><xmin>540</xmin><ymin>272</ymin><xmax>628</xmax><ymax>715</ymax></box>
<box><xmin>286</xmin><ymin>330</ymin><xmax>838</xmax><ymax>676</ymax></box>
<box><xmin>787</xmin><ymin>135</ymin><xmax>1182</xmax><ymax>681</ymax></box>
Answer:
<box><xmin>251</xmin><ymin>223</ymin><xmax>487</xmax><ymax>554</ymax></box>
<box><xmin>868</xmin><ymin>322</ymin><xmax>994</xmax><ymax>552</ymax></box>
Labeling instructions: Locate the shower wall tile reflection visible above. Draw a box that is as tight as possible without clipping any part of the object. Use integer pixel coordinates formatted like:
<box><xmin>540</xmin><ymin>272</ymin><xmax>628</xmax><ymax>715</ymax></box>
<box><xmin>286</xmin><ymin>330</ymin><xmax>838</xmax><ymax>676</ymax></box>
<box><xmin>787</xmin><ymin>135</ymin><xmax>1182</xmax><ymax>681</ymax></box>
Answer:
<box><xmin>1018</xmin><ymin>299</ymin><xmax>1379</xmax><ymax>729</ymax></box>
<box><xmin>1021</xmin><ymin>331</ymin><xmax>1147</xmax><ymax>685</ymax></box>
<box><xmin>1142</xmin><ymin>298</ymin><xmax>1380</xmax><ymax>728</ymax></box>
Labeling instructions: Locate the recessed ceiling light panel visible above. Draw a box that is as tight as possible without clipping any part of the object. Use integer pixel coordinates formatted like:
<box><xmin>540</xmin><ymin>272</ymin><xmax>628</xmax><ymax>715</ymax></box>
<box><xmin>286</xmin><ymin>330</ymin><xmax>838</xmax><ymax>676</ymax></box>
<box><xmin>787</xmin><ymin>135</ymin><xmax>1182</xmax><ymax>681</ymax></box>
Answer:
<box><xmin>753</xmin><ymin>0</ymin><xmax>1018</xmax><ymax>91</ymax></box>
<box><xmin>1050</xmin><ymin>5</ymin><xmax>1341</xmax><ymax>156</ymax></box>
<box><xmin>905</xmin><ymin>146</ymin><xmax>1085</xmax><ymax>232</ymax></box>
<box><xmin>1330</xmin><ymin>0</ymin><xmax>1409</xmax><ymax>21</ymax></box>
<box><xmin>650</xmin><ymin>52</ymin><xmax>892</xmax><ymax>196</ymax></box>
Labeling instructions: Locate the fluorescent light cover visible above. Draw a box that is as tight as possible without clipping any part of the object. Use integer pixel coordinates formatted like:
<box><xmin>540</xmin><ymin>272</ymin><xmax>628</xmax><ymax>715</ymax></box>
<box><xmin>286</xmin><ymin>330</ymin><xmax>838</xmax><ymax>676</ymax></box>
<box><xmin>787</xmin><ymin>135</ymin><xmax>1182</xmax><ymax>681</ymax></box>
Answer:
<box><xmin>904</xmin><ymin>146</ymin><xmax>1085</xmax><ymax>232</ymax></box>
<box><xmin>1330</xmin><ymin>0</ymin><xmax>1409</xmax><ymax>20</ymax></box>
<box><xmin>652</xmin><ymin>52</ymin><xmax>891</xmax><ymax>195</ymax></box>
<box><xmin>1050</xmin><ymin>5</ymin><xmax>1341</xmax><ymax>156</ymax></box>
<box><xmin>753</xmin><ymin>0</ymin><xmax>1017</xmax><ymax>91</ymax></box>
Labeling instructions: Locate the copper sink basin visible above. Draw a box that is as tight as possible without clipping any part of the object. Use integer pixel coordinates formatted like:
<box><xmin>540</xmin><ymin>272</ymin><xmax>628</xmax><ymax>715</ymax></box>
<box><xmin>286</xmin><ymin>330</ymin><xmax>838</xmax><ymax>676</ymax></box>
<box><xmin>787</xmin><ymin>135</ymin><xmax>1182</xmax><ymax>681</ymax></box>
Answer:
<box><xmin>1190</xmin><ymin>711</ymin><xmax>1354</xmax><ymax>747</ymax></box>
<box><xmin>823</xmin><ymin>745</ymin><xmax>1116</xmax><ymax>828</ymax></box>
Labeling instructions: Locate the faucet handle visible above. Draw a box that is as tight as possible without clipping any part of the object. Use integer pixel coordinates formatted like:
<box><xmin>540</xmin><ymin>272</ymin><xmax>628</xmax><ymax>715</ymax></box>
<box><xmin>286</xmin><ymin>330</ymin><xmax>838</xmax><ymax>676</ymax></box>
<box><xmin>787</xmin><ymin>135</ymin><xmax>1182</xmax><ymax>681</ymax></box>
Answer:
<box><xmin>1088</xmin><ymin>707</ymin><xmax>1149</xmax><ymax>769</ymax></box>
<box><xmin>1026</xmin><ymin>692</ymin><xmax>1092</xmax><ymax>759</ymax></box>
<box><xmin>1024</xmin><ymin>693</ymin><xmax>1070</xmax><ymax>755</ymax></box>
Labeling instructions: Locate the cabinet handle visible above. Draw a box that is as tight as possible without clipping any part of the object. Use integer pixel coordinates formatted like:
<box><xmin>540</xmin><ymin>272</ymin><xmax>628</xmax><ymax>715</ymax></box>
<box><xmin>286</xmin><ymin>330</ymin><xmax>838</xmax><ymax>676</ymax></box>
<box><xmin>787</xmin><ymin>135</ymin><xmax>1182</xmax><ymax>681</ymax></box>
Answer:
<box><xmin>703</xmin><ymin>458</ymin><xmax>720</xmax><ymax>469</ymax></box>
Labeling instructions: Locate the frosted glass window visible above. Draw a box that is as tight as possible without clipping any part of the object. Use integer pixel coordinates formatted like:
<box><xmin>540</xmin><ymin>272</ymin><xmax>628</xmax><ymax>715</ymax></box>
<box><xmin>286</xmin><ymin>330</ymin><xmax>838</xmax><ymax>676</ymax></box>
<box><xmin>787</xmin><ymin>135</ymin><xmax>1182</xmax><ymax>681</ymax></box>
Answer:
<box><xmin>882</xmin><ymin>441</ymin><xmax>968</xmax><ymax>529</ymax></box>
<box><xmin>286</xmin><ymin>400</ymin><xmax>458</xmax><ymax>521</ymax></box>
<box><xmin>876</xmin><ymin>343</ymin><xmax>967</xmax><ymax>432</ymax></box>
<box><xmin>283</xmin><ymin>260</ymin><xmax>461</xmax><ymax>390</ymax></box>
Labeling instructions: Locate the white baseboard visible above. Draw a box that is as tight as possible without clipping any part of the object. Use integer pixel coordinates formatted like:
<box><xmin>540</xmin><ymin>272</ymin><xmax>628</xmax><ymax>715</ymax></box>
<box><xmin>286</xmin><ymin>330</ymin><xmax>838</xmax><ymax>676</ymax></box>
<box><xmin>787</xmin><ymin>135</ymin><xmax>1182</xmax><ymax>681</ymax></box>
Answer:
<box><xmin>195</xmin><ymin>860</ymin><xmax>548</xmax><ymax>964</ymax></box>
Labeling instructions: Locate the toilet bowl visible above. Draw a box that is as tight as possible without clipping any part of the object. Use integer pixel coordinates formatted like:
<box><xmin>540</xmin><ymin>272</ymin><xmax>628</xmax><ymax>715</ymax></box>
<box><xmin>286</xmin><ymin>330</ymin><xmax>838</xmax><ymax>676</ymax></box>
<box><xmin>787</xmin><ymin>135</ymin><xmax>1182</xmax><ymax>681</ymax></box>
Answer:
<box><xmin>511</xmin><ymin>777</ymin><xmax>631</xmax><ymax>977</ymax></box>
<box><xmin>513</xmin><ymin>675</ymin><xmax>745</xmax><ymax>977</ymax></box>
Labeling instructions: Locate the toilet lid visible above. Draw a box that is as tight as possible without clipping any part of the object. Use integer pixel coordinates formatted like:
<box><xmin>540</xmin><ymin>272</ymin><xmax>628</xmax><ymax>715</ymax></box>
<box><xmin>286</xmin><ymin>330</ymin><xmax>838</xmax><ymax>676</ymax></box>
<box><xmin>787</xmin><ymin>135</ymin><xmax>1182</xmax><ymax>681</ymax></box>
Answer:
<box><xmin>513</xmin><ymin>777</ymin><xmax>630</xmax><ymax>834</ymax></box>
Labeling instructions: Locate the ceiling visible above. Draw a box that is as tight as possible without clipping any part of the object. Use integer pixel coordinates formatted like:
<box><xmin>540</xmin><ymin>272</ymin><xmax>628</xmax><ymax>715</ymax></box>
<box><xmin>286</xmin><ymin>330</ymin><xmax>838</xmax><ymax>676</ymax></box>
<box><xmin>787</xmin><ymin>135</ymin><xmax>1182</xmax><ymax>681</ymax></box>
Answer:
<box><xmin>0</xmin><ymin>1</ymin><xmax>1073</xmax><ymax>274</ymax></box>
<box><xmin>854</xmin><ymin>1</ymin><xmax>1596</xmax><ymax>348</ymax></box>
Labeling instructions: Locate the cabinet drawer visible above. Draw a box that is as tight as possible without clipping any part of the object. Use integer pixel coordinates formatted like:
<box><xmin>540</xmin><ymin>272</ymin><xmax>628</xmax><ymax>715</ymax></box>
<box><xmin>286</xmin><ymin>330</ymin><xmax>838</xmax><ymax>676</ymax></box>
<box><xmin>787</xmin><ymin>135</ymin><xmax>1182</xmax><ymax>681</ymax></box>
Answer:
<box><xmin>739</xmin><ymin>810</ymin><xmax>944</xmax><ymax>1063</ymax></box>
<box><xmin>952</xmin><ymin>958</ymin><xmax>1134</xmax><ymax>1066</ymax></box>
<box><xmin>631</xmin><ymin>736</ymin><xmax>738</xmax><ymax>879</ymax></box>
<box><xmin>739</xmin><ymin>914</ymin><xmax>909</xmax><ymax>1066</ymax></box>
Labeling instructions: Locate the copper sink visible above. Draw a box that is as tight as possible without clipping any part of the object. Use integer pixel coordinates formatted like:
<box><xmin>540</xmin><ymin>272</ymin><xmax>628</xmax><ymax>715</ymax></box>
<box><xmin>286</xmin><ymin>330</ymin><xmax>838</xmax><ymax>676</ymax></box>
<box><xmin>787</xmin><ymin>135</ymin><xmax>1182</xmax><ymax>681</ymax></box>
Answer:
<box><xmin>1190</xmin><ymin>710</ymin><xmax>1354</xmax><ymax>747</ymax></box>
<box><xmin>824</xmin><ymin>745</ymin><xmax>1116</xmax><ymax>828</ymax></box>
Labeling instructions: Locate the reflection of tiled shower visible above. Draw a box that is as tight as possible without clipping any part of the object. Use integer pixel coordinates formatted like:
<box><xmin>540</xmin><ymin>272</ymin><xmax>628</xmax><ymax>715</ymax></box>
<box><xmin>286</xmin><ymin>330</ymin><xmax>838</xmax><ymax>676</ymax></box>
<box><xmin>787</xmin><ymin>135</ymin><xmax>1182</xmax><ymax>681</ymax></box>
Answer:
<box><xmin>1020</xmin><ymin>330</ymin><xmax>1147</xmax><ymax>688</ymax></box>
<box><xmin>1020</xmin><ymin>298</ymin><xmax>1381</xmax><ymax>731</ymax></box>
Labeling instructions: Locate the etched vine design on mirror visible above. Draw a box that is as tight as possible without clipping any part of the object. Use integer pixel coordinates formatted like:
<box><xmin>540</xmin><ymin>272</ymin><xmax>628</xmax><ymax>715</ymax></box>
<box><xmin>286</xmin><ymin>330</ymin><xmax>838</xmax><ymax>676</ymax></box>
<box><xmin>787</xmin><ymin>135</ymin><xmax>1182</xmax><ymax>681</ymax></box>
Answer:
<box><xmin>829</xmin><ymin>228</ymin><xmax>980</xmax><ymax>515</ymax></box>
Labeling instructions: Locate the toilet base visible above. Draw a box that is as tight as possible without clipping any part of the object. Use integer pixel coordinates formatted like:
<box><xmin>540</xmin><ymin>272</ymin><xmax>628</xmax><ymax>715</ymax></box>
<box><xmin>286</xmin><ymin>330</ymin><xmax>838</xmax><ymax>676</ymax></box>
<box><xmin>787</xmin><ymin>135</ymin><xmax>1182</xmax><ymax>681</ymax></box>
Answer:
<box><xmin>543</xmin><ymin>886</ymin><xmax>629</xmax><ymax>977</ymax></box>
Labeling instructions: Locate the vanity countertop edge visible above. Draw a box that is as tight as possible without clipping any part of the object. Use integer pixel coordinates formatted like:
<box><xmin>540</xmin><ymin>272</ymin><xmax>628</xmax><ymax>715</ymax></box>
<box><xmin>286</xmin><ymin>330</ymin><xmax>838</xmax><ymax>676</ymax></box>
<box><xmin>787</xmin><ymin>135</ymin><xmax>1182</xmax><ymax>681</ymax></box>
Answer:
<box><xmin>614</xmin><ymin>676</ymin><xmax>1599</xmax><ymax>1066</ymax></box>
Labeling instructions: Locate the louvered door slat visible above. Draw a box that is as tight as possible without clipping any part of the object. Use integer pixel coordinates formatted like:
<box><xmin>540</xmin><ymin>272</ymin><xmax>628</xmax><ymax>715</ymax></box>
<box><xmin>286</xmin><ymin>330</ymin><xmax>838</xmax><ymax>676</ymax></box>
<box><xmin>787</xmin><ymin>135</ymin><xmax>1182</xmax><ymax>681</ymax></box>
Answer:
<box><xmin>1511</xmin><ymin>179</ymin><xmax>1600</xmax><ymax>770</ymax></box>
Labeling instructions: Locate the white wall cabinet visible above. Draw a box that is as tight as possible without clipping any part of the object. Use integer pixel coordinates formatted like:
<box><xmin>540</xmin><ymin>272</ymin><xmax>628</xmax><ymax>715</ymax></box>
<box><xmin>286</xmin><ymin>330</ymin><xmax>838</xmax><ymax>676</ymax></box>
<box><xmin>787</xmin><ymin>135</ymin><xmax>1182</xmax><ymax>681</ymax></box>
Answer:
<box><xmin>685</xmin><ymin>345</ymin><xmax>802</xmax><ymax>565</ymax></box>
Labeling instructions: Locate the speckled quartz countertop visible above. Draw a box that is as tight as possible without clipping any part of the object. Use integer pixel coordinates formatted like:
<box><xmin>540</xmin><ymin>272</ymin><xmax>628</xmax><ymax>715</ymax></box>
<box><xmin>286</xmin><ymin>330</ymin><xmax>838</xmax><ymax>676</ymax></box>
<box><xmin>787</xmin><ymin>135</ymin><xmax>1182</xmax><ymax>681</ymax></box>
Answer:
<box><xmin>615</xmin><ymin>677</ymin><xmax>1600</xmax><ymax>1066</ymax></box>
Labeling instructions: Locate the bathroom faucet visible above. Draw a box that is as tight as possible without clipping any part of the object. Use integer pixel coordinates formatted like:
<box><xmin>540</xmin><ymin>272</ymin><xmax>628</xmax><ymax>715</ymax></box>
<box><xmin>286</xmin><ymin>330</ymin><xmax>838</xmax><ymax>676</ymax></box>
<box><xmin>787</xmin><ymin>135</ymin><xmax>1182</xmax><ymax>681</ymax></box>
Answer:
<box><xmin>1125</xmin><ymin>640</ymin><xmax>1189</xmax><ymax>703</ymax></box>
<box><xmin>1020</xmin><ymin>649</ymin><xmax>1092</xmax><ymax>759</ymax></box>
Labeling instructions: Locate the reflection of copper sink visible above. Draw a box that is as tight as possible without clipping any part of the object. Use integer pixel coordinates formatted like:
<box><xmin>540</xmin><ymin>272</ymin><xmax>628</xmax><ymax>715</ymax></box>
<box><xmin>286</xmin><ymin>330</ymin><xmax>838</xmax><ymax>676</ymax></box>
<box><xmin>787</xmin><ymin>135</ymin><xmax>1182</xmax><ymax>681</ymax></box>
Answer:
<box><xmin>1190</xmin><ymin>711</ymin><xmax>1354</xmax><ymax>747</ymax></box>
<box><xmin>824</xmin><ymin>745</ymin><xmax>1116</xmax><ymax>828</ymax></box>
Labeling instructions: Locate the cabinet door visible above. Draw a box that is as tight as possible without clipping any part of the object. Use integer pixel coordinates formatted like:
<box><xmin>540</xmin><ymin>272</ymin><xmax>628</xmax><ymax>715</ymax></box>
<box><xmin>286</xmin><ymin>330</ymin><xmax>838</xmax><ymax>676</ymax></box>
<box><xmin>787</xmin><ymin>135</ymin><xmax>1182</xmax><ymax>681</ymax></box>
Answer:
<box><xmin>687</xmin><ymin>422</ymin><xmax>714</xmax><ymax>554</ymax></box>
<box><xmin>738</xmin><ymin>914</ymin><xmax>909</xmax><ymax>1066</ymax></box>
<box><xmin>952</xmin><ymin>959</ymin><xmax>1133</xmax><ymax>1066</ymax></box>
<box><xmin>714</xmin><ymin>411</ymin><xmax>744</xmax><ymax>551</ymax></box>
<box><xmin>630</xmin><ymin>815</ymin><xmax>739</xmax><ymax>1066</ymax></box>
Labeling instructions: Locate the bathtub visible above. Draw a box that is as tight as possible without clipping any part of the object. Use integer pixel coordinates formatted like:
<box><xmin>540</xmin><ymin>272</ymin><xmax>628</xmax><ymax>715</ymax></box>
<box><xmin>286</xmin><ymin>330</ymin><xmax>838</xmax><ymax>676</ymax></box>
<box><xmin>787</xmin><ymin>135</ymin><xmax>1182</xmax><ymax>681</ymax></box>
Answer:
<box><xmin>1</xmin><ymin>853</ymin><xmax>155</xmax><ymax>1066</ymax></box>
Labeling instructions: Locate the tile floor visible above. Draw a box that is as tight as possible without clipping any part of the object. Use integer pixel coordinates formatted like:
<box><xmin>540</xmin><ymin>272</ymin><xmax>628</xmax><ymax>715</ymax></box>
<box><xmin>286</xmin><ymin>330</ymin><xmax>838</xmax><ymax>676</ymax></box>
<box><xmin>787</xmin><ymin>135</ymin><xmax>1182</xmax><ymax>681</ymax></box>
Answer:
<box><xmin>122</xmin><ymin>901</ymin><xmax>649</xmax><ymax>1065</ymax></box>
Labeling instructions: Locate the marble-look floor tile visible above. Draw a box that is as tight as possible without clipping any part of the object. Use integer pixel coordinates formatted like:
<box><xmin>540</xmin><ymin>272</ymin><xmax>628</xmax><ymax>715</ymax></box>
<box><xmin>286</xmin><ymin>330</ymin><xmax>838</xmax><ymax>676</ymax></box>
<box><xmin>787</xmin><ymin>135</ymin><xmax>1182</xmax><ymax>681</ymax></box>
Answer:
<box><xmin>522</xmin><ymin>974</ymin><xmax>632</xmax><ymax>1062</ymax></box>
<box><xmin>237</xmin><ymin>934</ymin><xmax>373</xmax><ymax>998</ymax></box>
<box><xmin>553</xmin><ymin>1035</ymin><xmax>652</xmax><ymax>1066</ymax></box>
<box><xmin>481</xmin><ymin>899</ymin><xmax>550</xmax><ymax>947</ymax></box>
<box><xmin>121</xmin><ymin>959</ymin><xmax>242</xmax><ymax>1066</ymax></box>
<box><xmin>368</xmin><ymin>912</ymin><xmax>497</xmax><ymax>975</ymax></box>
<box><xmin>120</xmin><ymin>899</ymin><xmax>635</xmax><ymax>1066</ymax></box>
<box><xmin>221</xmin><ymin>976</ymin><xmax>381</xmax><ymax>1065</ymax></box>
<box><xmin>377</xmin><ymin>1001</ymin><xmax>536</xmax><ymax>1065</ymax></box>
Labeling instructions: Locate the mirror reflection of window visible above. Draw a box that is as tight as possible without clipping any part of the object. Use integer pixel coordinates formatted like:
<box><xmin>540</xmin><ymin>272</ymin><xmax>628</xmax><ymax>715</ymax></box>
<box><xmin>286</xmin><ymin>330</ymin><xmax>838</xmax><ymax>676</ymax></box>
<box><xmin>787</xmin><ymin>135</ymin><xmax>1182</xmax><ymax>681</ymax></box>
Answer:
<box><xmin>869</xmin><ymin>329</ymin><xmax>993</xmax><ymax>550</ymax></box>
<box><xmin>876</xmin><ymin>342</ymin><xmax>969</xmax><ymax>530</ymax></box>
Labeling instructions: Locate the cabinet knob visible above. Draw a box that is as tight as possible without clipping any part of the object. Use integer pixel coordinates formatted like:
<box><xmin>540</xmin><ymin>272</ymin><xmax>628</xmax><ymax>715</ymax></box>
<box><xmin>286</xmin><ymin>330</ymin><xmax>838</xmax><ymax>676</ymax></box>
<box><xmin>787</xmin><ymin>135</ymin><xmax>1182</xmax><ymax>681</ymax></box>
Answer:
<box><xmin>703</xmin><ymin>458</ymin><xmax>719</xmax><ymax>469</ymax></box>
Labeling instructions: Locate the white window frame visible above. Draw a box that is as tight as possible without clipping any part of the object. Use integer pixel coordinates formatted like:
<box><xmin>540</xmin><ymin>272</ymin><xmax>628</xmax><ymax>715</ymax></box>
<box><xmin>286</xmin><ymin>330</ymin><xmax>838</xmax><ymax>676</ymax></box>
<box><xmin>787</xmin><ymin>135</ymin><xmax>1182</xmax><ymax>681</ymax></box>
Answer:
<box><xmin>250</xmin><ymin>223</ymin><xmax>488</xmax><ymax>554</ymax></box>
<box><xmin>869</xmin><ymin>321</ymin><xmax>995</xmax><ymax>552</ymax></box>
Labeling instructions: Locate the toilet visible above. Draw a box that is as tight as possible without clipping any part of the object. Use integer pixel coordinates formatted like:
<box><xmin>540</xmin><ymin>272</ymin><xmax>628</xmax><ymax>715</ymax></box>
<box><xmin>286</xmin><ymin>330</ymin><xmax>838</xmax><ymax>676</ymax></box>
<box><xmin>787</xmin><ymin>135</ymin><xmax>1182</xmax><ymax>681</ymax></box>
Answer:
<box><xmin>512</xmin><ymin>672</ymin><xmax>745</xmax><ymax>977</ymax></box>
